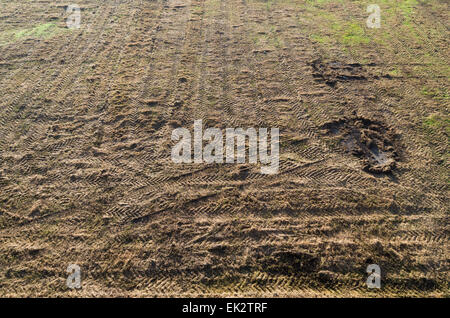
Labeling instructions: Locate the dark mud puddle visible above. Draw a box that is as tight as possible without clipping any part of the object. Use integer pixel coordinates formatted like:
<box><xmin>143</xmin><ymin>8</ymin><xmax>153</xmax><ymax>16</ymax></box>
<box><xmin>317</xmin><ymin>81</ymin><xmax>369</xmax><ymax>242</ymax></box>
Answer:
<box><xmin>322</xmin><ymin>117</ymin><xmax>399</xmax><ymax>173</ymax></box>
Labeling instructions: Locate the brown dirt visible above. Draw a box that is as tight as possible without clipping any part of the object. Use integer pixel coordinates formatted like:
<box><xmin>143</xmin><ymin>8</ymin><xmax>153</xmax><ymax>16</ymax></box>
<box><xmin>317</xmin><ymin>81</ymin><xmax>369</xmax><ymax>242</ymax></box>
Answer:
<box><xmin>0</xmin><ymin>0</ymin><xmax>448</xmax><ymax>297</ymax></box>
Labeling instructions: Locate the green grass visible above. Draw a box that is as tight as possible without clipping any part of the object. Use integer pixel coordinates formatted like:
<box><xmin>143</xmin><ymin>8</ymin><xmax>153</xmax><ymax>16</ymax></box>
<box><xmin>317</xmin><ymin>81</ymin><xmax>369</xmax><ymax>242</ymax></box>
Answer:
<box><xmin>15</xmin><ymin>23</ymin><xmax>56</xmax><ymax>39</ymax></box>
<box><xmin>302</xmin><ymin>0</ymin><xmax>448</xmax><ymax>76</ymax></box>
<box><xmin>397</xmin><ymin>0</ymin><xmax>419</xmax><ymax>25</ymax></box>
<box><xmin>421</xmin><ymin>87</ymin><xmax>449</xmax><ymax>101</ymax></box>
<box><xmin>338</xmin><ymin>22</ymin><xmax>371</xmax><ymax>46</ymax></box>
<box><xmin>310</xmin><ymin>34</ymin><xmax>327</xmax><ymax>44</ymax></box>
<box><xmin>423</xmin><ymin>114</ymin><xmax>450</xmax><ymax>134</ymax></box>
<box><xmin>0</xmin><ymin>22</ymin><xmax>68</xmax><ymax>45</ymax></box>
<box><xmin>304</xmin><ymin>2</ymin><xmax>371</xmax><ymax>49</ymax></box>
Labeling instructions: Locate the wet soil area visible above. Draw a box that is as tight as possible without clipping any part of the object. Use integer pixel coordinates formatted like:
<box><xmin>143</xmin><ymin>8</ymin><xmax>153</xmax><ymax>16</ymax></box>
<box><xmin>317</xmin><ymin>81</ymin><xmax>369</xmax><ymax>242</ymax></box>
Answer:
<box><xmin>322</xmin><ymin>117</ymin><xmax>399</xmax><ymax>173</ymax></box>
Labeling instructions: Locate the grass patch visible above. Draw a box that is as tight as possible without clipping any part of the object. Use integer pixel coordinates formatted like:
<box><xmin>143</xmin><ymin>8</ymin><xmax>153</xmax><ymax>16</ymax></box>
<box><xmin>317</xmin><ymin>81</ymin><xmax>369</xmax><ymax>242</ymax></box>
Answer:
<box><xmin>15</xmin><ymin>23</ymin><xmax>57</xmax><ymax>39</ymax></box>
<box><xmin>0</xmin><ymin>23</ymin><xmax>67</xmax><ymax>45</ymax></box>
<box><xmin>421</xmin><ymin>86</ymin><xmax>449</xmax><ymax>101</ymax></box>
<box><xmin>423</xmin><ymin>114</ymin><xmax>449</xmax><ymax>134</ymax></box>
<box><xmin>310</xmin><ymin>33</ymin><xmax>328</xmax><ymax>44</ymax></box>
<box><xmin>339</xmin><ymin>22</ymin><xmax>370</xmax><ymax>46</ymax></box>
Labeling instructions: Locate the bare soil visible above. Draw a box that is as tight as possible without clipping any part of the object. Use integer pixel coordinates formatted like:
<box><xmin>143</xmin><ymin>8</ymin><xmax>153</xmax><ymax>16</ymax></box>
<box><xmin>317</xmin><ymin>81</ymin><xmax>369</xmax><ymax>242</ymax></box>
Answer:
<box><xmin>0</xmin><ymin>0</ymin><xmax>448</xmax><ymax>297</ymax></box>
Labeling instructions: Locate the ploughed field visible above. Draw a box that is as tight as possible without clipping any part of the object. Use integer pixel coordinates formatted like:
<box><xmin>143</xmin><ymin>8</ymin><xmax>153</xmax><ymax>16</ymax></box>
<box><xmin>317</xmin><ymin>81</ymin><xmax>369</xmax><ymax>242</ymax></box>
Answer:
<box><xmin>0</xmin><ymin>0</ymin><xmax>448</xmax><ymax>297</ymax></box>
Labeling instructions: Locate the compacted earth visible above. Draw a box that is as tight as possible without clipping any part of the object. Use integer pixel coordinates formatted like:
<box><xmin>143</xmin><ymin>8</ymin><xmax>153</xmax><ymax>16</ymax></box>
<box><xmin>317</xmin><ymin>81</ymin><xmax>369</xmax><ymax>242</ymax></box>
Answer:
<box><xmin>0</xmin><ymin>0</ymin><xmax>448</xmax><ymax>297</ymax></box>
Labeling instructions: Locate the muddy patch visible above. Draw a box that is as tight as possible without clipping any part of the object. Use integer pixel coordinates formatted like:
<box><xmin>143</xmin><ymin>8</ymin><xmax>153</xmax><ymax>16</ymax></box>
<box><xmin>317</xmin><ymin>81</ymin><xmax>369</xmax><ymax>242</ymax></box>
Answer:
<box><xmin>311</xmin><ymin>59</ymin><xmax>367</xmax><ymax>87</ymax></box>
<box><xmin>258</xmin><ymin>251</ymin><xmax>320</xmax><ymax>275</ymax></box>
<box><xmin>322</xmin><ymin>117</ymin><xmax>399</xmax><ymax>173</ymax></box>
